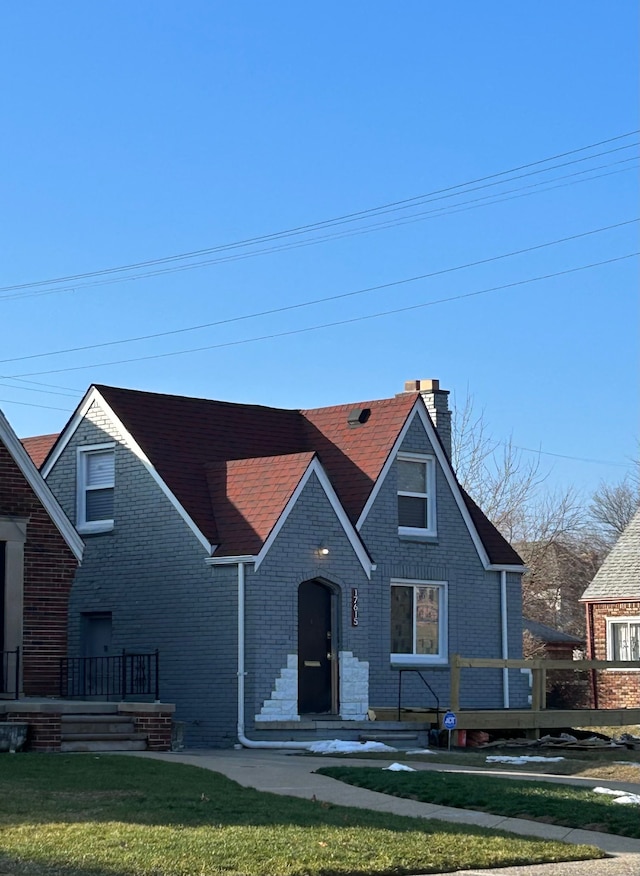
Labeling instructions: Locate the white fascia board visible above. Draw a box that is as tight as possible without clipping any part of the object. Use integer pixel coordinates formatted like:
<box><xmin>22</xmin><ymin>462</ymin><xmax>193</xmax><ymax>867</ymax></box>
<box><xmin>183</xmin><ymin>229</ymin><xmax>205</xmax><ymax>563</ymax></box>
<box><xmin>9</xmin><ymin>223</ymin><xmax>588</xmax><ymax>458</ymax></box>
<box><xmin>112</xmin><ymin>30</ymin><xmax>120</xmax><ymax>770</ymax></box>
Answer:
<box><xmin>0</xmin><ymin>408</ymin><xmax>84</xmax><ymax>562</ymax></box>
<box><xmin>356</xmin><ymin>399</ymin><xmax>497</xmax><ymax>571</ymax></box>
<box><xmin>206</xmin><ymin>555</ymin><xmax>256</xmax><ymax>566</ymax></box>
<box><xmin>254</xmin><ymin>457</ymin><xmax>374</xmax><ymax>579</ymax></box>
<box><xmin>487</xmin><ymin>564</ymin><xmax>528</xmax><ymax>573</ymax></box>
<box><xmin>42</xmin><ymin>387</ymin><xmax>213</xmax><ymax>556</ymax></box>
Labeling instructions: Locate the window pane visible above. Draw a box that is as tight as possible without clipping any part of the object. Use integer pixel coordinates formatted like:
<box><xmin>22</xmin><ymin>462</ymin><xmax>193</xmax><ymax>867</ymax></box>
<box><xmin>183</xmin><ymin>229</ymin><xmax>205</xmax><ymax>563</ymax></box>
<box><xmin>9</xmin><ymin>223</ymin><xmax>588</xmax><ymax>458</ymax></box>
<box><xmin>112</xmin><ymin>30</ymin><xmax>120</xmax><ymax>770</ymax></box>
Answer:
<box><xmin>630</xmin><ymin>624</ymin><xmax>640</xmax><ymax>661</ymax></box>
<box><xmin>612</xmin><ymin>623</ymin><xmax>630</xmax><ymax>660</ymax></box>
<box><xmin>398</xmin><ymin>460</ymin><xmax>426</xmax><ymax>494</ymax></box>
<box><xmin>391</xmin><ymin>587</ymin><xmax>413</xmax><ymax>653</ymax></box>
<box><xmin>86</xmin><ymin>488</ymin><xmax>114</xmax><ymax>522</ymax></box>
<box><xmin>86</xmin><ymin>451</ymin><xmax>114</xmax><ymax>488</ymax></box>
<box><xmin>398</xmin><ymin>495</ymin><xmax>427</xmax><ymax>528</ymax></box>
<box><xmin>415</xmin><ymin>586</ymin><xmax>439</xmax><ymax>655</ymax></box>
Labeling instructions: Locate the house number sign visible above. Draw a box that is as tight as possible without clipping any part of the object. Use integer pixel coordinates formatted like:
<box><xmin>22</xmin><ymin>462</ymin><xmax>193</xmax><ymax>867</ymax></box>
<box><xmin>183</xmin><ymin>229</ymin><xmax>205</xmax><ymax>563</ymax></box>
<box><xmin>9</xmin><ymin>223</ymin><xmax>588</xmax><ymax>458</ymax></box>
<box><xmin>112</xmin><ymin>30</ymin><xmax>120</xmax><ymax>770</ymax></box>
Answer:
<box><xmin>351</xmin><ymin>588</ymin><xmax>359</xmax><ymax>626</ymax></box>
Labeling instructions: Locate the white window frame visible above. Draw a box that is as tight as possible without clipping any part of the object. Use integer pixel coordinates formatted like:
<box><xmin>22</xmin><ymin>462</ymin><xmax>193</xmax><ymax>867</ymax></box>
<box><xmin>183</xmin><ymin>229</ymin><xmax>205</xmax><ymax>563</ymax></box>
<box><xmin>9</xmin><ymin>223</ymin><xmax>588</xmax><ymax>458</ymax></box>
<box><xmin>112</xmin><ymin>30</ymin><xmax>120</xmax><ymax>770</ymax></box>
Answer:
<box><xmin>605</xmin><ymin>616</ymin><xmax>640</xmax><ymax>670</ymax></box>
<box><xmin>76</xmin><ymin>443</ymin><xmax>116</xmax><ymax>534</ymax></box>
<box><xmin>390</xmin><ymin>578</ymin><xmax>448</xmax><ymax>666</ymax></box>
<box><xmin>397</xmin><ymin>452</ymin><xmax>437</xmax><ymax>537</ymax></box>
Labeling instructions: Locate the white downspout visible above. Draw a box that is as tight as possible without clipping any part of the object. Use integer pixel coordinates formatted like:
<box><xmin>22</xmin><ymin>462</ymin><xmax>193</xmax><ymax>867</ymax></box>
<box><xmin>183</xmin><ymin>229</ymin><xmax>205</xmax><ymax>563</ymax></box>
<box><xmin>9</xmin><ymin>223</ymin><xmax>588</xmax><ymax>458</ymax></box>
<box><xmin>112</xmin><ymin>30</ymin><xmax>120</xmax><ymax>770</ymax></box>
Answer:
<box><xmin>500</xmin><ymin>570</ymin><xmax>510</xmax><ymax>708</ymax></box>
<box><xmin>235</xmin><ymin>561</ymin><xmax>309</xmax><ymax>750</ymax></box>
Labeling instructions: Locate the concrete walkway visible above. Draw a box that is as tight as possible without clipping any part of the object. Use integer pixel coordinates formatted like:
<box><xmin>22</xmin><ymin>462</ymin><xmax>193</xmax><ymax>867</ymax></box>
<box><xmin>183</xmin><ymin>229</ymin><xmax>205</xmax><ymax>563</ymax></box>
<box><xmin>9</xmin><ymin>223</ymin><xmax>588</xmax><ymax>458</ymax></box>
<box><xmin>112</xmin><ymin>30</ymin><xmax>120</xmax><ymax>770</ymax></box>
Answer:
<box><xmin>130</xmin><ymin>748</ymin><xmax>640</xmax><ymax>875</ymax></box>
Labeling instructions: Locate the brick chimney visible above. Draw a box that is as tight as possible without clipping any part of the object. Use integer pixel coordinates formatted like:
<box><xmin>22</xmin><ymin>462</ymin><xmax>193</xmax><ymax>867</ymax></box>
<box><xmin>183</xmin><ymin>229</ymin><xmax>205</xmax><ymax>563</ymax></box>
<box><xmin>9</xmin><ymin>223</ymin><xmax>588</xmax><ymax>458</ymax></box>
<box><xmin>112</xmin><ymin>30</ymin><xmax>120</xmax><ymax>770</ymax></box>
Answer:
<box><xmin>403</xmin><ymin>379</ymin><xmax>452</xmax><ymax>459</ymax></box>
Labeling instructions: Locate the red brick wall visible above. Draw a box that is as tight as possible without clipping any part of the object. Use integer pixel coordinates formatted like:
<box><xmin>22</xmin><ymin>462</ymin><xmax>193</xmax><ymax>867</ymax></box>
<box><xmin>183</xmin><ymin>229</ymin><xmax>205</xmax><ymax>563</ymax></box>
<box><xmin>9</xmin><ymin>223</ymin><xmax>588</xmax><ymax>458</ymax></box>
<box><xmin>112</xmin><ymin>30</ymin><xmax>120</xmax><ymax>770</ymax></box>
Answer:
<box><xmin>589</xmin><ymin>601</ymin><xmax>640</xmax><ymax>709</ymax></box>
<box><xmin>131</xmin><ymin>712</ymin><xmax>173</xmax><ymax>751</ymax></box>
<box><xmin>6</xmin><ymin>711</ymin><xmax>62</xmax><ymax>751</ymax></box>
<box><xmin>0</xmin><ymin>443</ymin><xmax>78</xmax><ymax>696</ymax></box>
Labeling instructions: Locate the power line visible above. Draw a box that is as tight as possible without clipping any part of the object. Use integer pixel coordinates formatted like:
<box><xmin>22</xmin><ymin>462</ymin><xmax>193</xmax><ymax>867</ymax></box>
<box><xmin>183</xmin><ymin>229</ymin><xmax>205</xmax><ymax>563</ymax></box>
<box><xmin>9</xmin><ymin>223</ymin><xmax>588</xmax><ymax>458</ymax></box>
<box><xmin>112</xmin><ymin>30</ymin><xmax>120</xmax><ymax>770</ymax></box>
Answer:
<box><xmin>1</xmin><ymin>132</ymin><xmax>637</xmax><ymax>297</ymax></box>
<box><xmin>512</xmin><ymin>444</ymin><xmax>633</xmax><ymax>468</ymax></box>
<box><xmin>1</xmin><ymin>218</ymin><xmax>635</xmax><ymax>365</ymax></box>
<box><xmin>5</xmin><ymin>156</ymin><xmax>635</xmax><ymax>305</ymax></box>
<box><xmin>9</xmin><ymin>252</ymin><xmax>637</xmax><ymax>378</ymax></box>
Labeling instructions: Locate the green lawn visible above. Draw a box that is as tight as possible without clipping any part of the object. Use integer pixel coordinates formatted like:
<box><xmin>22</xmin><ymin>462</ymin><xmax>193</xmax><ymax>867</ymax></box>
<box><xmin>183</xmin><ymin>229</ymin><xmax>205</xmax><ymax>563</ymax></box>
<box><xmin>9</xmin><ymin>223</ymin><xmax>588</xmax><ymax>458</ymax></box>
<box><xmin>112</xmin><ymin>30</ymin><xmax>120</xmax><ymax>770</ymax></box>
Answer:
<box><xmin>316</xmin><ymin>765</ymin><xmax>640</xmax><ymax>838</ymax></box>
<box><xmin>0</xmin><ymin>754</ymin><xmax>602</xmax><ymax>876</ymax></box>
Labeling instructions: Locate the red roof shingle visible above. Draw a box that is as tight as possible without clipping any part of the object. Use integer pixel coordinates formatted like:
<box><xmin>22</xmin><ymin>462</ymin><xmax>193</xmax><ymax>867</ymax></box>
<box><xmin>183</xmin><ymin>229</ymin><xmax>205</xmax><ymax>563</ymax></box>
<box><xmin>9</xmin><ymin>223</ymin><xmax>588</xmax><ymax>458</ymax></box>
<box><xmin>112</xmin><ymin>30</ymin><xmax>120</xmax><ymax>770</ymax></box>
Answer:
<box><xmin>21</xmin><ymin>433</ymin><xmax>59</xmax><ymax>469</ymax></box>
<box><xmin>32</xmin><ymin>384</ymin><xmax>521</xmax><ymax>565</ymax></box>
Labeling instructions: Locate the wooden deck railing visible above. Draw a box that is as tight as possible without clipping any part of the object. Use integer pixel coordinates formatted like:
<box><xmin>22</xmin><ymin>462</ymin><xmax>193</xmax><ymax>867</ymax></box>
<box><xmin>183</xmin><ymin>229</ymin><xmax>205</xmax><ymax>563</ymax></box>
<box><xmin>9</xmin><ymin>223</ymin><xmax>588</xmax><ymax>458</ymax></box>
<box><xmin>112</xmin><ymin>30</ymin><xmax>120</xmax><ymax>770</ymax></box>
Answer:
<box><xmin>449</xmin><ymin>654</ymin><xmax>639</xmax><ymax>712</ymax></box>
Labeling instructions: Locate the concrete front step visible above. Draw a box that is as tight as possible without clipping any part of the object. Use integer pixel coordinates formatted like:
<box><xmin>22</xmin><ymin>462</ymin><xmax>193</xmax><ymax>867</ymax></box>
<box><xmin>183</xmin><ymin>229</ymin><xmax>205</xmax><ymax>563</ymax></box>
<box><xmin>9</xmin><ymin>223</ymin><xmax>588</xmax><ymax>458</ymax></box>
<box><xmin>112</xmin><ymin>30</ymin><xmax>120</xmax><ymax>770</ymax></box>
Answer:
<box><xmin>62</xmin><ymin>721</ymin><xmax>136</xmax><ymax>735</ymax></box>
<box><xmin>61</xmin><ymin>738</ymin><xmax>148</xmax><ymax>753</ymax></box>
<box><xmin>60</xmin><ymin>712</ymin><xmax>147</xmax><ymax>752</ymax></box>
<box><xmin>61</xmin><ymin>732</ymin><xmax>147</xmax><ymax>743</ymax></box>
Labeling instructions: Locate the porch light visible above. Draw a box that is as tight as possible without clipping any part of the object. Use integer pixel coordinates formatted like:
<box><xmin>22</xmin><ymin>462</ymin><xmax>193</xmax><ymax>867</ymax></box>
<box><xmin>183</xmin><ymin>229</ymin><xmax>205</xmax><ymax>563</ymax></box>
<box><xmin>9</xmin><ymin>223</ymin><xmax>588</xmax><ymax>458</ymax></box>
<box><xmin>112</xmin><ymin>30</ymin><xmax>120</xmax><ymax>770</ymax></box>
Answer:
<box><xmin>317</xmin><ymin>546</ymin><xmax>330</xmax><ymax>556</ymax></box>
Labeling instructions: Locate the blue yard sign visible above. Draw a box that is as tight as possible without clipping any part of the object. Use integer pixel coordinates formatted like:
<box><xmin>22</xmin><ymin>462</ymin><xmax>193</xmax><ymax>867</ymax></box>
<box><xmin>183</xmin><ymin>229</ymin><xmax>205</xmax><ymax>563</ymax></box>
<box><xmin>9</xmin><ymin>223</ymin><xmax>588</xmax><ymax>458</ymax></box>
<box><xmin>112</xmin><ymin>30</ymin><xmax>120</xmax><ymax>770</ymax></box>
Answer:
<box><xmin>443</xmin><ymin>711</ymin><xmax>457</xmax><ymax>730</ymax></box>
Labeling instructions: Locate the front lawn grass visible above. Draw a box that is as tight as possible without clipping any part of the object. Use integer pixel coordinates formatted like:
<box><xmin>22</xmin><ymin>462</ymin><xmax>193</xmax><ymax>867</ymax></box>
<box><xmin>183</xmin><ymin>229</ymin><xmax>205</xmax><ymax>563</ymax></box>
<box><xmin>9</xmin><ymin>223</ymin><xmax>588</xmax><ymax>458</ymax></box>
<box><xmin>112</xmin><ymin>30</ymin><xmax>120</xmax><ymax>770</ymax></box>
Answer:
<box><xmin>316</xmin><ymin>765</ymin><xmax>640</xmax><ymax>838</ymax></box>
<box><xmin>0</xmin><ymin>754</ymin><xmax>602</xmax><ymax>876</ymax></box>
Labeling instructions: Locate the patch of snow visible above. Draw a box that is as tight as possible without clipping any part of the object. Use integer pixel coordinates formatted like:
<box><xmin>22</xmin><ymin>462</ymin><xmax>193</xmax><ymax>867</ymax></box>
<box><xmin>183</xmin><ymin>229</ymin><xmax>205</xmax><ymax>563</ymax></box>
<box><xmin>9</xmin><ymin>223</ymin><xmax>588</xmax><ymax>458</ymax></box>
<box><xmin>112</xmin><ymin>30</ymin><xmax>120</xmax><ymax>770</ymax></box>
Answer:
<box><xmin>592</xmin><ymin>787</ymin><xmax>640</xmax><ymax>805</ymax></box>
<box><xmin>486</xmin><ymin>755</ymin><xmax>566</xmax><ymax>765</ymax></box>
<box><xmin>384</xmin><ymin>762</ymin><xmax>416</xmax><ymax>772</ymax></box>
<box><xmin>405</xmin><ymin>749</ymin><xmax>436</xmax><ymax>755</ymax></box>
<box><xmin>306</xmin><ymin>739</ymin><xmax>397</xmax><ymax>754</ymax></box>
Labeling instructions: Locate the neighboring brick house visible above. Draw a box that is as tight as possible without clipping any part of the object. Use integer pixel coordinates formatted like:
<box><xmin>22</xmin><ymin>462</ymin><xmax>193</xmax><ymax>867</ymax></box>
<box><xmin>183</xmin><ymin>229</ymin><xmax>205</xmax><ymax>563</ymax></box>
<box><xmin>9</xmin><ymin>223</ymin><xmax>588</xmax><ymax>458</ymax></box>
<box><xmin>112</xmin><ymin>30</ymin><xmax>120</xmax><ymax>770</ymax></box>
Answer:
<box><xmin>0</xmin><ymin>410</ymin><xmax>83</xmax><ymax>697</ymax></box>
<box><xmin>523</xmin><ymin>618</ymin><xmax>585</xmax><ymax>660</ymax></box>
<box><xmin>34</xmin><ymin>379</ymin><xmax>528</xmax><ymax>748</ymax></box>
<box><xmin>581</xmin><ymin>507</ymin><xmax>640</xmax><ymax>709</ymax></box>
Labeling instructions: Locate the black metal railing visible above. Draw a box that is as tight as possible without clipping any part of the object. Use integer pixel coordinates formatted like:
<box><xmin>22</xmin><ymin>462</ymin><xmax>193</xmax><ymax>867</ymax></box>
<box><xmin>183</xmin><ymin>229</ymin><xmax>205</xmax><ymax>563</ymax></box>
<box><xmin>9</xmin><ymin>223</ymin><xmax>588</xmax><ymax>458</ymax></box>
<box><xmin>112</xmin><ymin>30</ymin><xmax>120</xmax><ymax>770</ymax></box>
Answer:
<box><xmin>59</xmin><ymin>650</ymin><xmax>159</xmax><ymax>700</ymax></box>
<box><xmin>396</xmin><ymin>668</ymin><xmax>440</xmax><ymax>725</ymax></box>
<box><xmin>1</xmin><ymin>648</ymin><xmax>20</xmax><ymax>697</ymax></box>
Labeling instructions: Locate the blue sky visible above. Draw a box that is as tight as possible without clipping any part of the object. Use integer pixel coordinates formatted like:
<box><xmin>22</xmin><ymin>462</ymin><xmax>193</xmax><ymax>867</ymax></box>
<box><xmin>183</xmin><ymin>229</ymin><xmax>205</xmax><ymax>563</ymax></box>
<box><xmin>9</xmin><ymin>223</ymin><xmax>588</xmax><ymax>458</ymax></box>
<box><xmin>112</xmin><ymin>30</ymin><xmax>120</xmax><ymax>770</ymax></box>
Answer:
<box><xmin>1</xmin><ymin>2</ymin><xmax>637</xmax><ymax>499</ymax></box>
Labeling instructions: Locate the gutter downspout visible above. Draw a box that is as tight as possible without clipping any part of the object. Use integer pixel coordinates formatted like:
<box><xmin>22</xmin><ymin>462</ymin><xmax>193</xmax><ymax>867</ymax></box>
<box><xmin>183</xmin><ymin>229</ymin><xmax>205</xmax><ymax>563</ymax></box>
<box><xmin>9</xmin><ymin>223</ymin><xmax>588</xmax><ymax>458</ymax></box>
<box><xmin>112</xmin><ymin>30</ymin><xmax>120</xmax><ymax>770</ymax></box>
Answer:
<box><xmin>235</xmin><ymin>562</ymin><xmax>309</xmax><ymax>750</ymax></box>
<box><xmin>500</xmin><ymin>570</ymin><xmax>510</xmax><ymax>709</ymax></box>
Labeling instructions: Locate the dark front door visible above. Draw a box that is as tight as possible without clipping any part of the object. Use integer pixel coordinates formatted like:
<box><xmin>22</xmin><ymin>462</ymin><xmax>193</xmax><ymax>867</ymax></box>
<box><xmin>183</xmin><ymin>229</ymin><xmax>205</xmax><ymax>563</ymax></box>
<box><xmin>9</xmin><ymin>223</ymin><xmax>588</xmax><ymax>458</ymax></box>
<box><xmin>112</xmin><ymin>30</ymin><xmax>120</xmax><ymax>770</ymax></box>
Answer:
<box><xmin>298</xmin><ymin>580</ymin><xmax>333</xmax><ymax>714</ymax></box>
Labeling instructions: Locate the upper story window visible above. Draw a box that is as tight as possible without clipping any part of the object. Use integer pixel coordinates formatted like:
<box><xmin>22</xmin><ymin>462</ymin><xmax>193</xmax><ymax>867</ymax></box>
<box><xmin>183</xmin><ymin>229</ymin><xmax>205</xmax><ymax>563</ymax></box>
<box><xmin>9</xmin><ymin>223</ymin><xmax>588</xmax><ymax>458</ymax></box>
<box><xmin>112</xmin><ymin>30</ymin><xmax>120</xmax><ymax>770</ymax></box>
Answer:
<box><xmin>391</xmin><ymin>579</ymin><xmax>448</xmax><ymax>665</ymax></box>
<box><xmin>397</xmin><ymin>452</ymin><xmax>436</xmax><ymax>536</ymax></box>
<box><xmin>607</xmin><ymin>618</ymin><xmax>640</xmax><ymax>664</ymax></box>
<box><xmin>77</xmin><ymin>444</ymin><xmax>115</xmax><ymax>533</ymax></box>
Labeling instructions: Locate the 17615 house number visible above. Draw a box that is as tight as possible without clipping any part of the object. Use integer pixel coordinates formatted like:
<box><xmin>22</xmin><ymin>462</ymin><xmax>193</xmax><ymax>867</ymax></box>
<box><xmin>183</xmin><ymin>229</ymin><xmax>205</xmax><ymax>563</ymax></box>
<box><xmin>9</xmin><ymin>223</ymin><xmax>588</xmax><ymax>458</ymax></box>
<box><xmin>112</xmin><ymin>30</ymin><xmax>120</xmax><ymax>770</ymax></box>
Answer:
<box><xmin>351</xmin><ymin>588</ymin><xmax>359</xmax><ymax>626</ymax></box>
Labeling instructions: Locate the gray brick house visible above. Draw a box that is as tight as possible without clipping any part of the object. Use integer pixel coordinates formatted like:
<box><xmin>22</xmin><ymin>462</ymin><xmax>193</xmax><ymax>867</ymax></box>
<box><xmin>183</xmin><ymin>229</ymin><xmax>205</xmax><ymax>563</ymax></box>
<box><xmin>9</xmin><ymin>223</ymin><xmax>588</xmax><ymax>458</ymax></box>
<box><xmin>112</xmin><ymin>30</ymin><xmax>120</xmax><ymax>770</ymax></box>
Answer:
<box><xmin>34</xmin><ymin>378</ymin><xmax>528</xmax><ymax>747</ymax></box>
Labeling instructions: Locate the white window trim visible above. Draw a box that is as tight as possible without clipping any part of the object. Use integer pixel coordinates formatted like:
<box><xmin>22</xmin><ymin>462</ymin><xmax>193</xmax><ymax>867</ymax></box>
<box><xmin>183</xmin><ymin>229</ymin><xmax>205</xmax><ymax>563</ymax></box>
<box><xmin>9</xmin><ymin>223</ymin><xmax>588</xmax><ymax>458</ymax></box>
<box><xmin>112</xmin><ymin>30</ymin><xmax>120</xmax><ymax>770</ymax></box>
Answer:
<box><xmin>390</xmin><ymin>578</ymin><xmax>448</xmax><ymax>666</ymax></box>
<box><xmin>397</xmin><ymin>451</ymin><xmax>437</xmax><ymax>537</ymax></box>
<box><xmin>76</xmin><ymin>443</ymin><xmax>116</xmax><ymax>534</ymax></box>
<box><xmin>605</xmin><ymin>616</ymin><xmax>640</xmax><ymax>671</ymax></box>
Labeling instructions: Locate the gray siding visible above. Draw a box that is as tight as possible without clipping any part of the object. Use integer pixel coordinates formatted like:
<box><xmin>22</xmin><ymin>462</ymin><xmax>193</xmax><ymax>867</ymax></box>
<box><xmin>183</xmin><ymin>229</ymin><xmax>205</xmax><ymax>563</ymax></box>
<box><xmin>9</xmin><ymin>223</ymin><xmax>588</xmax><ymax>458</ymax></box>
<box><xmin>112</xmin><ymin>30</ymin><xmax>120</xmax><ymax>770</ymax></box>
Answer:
<box><xmin>45</xmin><ymin>399</ymin><xmax>527</xmax><ymax>747</ymax></box>
<box><xmin>243</xmin><ymin>472</ymin><xmax>370</xmax><ymax>731</ymax></box>
<box><xmin>359</xmin><ymin>415</ymin><xmax>528</xmax><ymax>710</ymax></box>
<box><xmin>46</xmin><ymin>402</ymin><xmax>238</xmax><ymax>747</ymax></box>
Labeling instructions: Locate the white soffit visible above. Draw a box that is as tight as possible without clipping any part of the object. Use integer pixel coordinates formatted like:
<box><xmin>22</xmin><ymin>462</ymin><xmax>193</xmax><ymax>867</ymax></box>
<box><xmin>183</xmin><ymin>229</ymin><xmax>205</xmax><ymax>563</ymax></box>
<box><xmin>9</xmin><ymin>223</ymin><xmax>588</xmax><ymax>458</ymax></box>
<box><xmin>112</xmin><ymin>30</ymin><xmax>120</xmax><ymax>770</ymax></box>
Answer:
<box><xmin>0</xmin><ymin>408</ymin><xmax>84</xmax><ymax>562</ymax></box>
<box><xmin>356</xmin><ymin>398</ymin><xmax>499</xmax><ymax>571</ymax></box>
<box><xmin>255</xmin><ymin>456</ymin><xmax>374</xmax><ymax>578</ymax></box>
<box><xmin>42</xmin><ymin>386</ymin><xmax>213</xmax><ymax>555</ymax></box>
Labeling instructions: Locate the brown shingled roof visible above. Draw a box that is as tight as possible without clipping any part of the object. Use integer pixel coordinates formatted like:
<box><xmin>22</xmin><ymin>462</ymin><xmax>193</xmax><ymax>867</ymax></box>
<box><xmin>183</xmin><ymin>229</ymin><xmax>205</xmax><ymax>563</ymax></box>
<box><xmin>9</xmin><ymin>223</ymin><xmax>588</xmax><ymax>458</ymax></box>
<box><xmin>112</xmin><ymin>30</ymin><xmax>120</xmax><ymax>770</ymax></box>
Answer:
<box><xmin>79</xmin><ymin>384</ymin><xmax>521</xmax><ymax>566</ymax></box>
<box><xmin>21</xmin><ymin>433</ymin><xmax>59</xmax><ymax>469</ymax></box>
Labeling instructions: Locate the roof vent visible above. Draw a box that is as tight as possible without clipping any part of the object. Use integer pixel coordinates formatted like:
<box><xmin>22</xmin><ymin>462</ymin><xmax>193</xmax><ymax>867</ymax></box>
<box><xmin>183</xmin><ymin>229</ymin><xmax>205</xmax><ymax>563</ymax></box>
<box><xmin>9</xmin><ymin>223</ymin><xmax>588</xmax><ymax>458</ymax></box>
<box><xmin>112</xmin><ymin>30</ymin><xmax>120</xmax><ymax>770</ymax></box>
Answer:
<box><xmin>347</xmin><ymin>408</ymin><xmax>371</xmax><ymax>427</ymax></box>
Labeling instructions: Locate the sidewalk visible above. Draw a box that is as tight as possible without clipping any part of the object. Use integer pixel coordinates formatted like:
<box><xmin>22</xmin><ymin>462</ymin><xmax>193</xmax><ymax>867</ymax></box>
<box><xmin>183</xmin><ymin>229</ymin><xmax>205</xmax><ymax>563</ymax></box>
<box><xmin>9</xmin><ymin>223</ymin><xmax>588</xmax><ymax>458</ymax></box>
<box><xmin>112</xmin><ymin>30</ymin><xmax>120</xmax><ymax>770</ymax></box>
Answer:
<box><xmin>131</xmin><ymin>747</ymin><xmax>640</xmax><ymax>875</ymax></box>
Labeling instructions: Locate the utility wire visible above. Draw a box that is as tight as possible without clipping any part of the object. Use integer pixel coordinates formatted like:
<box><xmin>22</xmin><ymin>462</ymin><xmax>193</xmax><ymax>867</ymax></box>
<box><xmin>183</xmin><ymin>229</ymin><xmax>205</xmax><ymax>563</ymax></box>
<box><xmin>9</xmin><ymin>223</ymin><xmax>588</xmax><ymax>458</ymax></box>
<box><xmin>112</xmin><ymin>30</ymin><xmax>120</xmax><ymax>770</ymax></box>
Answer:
<box><xmin>9</xmin><ymin>252</ymin><xmax>637</xmax><ymax>378</ymax></box>
<box><xmin>2</xmin><ymin>218</ymin><xmax>636</xmax><ymax>365</ymax></box>
<box><xmin>1</xmin><ymin>132</ymin><xmax>637</xmax><ymax>296</ymax></box>
<box><xmin>4</xmin><ymin>156</ymin><xmax>635</xmax><ymax>305</ymax></box>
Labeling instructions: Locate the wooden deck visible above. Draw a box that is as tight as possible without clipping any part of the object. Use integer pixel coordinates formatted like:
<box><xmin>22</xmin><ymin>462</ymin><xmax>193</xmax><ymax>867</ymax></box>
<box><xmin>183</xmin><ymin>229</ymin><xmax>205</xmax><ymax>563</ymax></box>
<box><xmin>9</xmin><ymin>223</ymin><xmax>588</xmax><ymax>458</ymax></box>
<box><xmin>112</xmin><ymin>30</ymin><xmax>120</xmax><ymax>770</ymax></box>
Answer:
<box><xmin>372</xmin><ymin>707</ymin><xmax>640</xmax><ymax>738</ymax></box>
<box><xmin>374</xmin><ymin>654</ymin><xmax>640</xmax><ymax>741</ymax></box>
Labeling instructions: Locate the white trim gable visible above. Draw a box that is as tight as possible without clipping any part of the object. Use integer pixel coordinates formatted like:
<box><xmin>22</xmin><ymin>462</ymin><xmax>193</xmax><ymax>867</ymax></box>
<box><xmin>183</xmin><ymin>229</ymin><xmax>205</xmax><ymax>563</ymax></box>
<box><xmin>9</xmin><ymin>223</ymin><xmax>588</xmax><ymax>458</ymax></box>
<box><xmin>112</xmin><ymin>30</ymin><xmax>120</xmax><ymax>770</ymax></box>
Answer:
<box><xmin>254</xmin><ymin>457</ymin><xmax>374</xmax><ymax>578</ymax></box>
<box><xmin>42</xmin><ymin>386</ymin><xmax>214</xmax><ymax>555</ymax></box>
<box><xmin>0</xmin><ymin>409</ymin><xmax>84</xmax><ymax>562</ymax></box>
<box><xmin>356</xmin><ymin>398</ymin><xmax>520</xmax><ymax>572</ymax></box>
